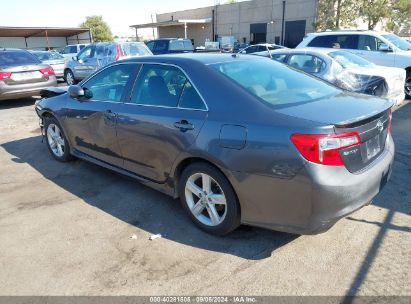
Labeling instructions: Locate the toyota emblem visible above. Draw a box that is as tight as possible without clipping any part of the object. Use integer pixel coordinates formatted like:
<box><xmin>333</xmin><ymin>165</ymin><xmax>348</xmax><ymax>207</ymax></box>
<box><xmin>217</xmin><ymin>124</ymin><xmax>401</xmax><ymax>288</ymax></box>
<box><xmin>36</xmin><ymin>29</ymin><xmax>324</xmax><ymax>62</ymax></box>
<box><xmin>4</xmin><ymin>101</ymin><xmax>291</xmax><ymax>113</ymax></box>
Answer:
<box><xmin>376</xmin><ymin>120</ymin><xmax>384</xmax><ymax>132</ymax></box>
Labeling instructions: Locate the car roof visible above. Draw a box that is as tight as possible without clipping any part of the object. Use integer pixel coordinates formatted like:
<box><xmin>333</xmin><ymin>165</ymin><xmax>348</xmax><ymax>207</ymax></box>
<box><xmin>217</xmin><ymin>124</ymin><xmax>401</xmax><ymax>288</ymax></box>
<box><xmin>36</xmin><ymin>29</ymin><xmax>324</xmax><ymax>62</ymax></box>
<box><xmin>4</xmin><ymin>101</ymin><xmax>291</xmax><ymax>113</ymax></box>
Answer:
<box><xmin>269</xmin><ymin>47</ymin><xmax>341</xmax><ymax>55</ymax></box>
<box><xmin>307</xmin><ymin>30</ymin><xmax>390</xmax><ymax>36</ymax></box>
<box><xmin>122</xmin><ymin>53</ymin><xmax>265</xmax><ymax>65</ymax></box>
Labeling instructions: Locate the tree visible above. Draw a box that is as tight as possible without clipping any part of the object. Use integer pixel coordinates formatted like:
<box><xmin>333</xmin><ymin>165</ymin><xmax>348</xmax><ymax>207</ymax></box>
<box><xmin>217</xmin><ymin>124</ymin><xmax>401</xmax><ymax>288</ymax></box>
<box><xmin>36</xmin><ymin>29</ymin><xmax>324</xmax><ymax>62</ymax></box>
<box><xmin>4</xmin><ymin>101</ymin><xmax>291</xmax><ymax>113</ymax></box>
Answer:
<box><xmin>314</xmin><ymin>0</ymin><xmax>358</xmax><ymax>31</ymax></box>
<box><xmin>386</xmin><ymin>0</ymin><xmax>411</xmax><ymax>32</ymax></box>
<box><xmin>80</xmin><ymin>16</ymin><xmax>113</xmax><ymax>42</ymax></box>
<box><xmin>359</xmin><ymin>0</ymin><xmax>391</xmax><ymax>30</ymax></box>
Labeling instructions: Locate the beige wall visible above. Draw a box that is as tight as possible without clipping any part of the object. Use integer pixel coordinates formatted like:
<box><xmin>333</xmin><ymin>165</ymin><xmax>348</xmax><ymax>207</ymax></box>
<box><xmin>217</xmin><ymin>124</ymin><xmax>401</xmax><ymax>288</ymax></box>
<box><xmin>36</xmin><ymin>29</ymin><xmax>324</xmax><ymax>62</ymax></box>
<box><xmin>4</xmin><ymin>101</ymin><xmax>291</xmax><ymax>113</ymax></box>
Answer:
<box><xmin>155</xmin><ymin>0</ymin><xmax>318</xmax><ymax>47</ymax></box>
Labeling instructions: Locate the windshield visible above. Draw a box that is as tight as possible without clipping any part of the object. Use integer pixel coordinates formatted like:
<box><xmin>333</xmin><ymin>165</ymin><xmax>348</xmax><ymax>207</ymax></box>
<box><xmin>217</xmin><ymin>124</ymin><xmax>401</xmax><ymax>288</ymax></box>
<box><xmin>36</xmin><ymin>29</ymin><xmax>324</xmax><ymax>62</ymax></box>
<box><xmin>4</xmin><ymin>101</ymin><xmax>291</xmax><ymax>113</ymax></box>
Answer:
<box><xmin>32</xmin><ymin>51</ymin><xmax>64</xmax><ymax>61</ymax></box>
<box><xmin>209</xmin><ymin>59</ymin><xmax>339</xmax><ymax>107</ymax></box>
<box><xmin>382</xmin><ymin>34</ymin><xmax>411</xmax><ymax>51</ymax></box>
<box><xmin>0</xmin><ymin>50</ymin><xmax>40</xmax><ymax>67</ymax></box>
<box><xmin>329</xmin><ymin>50</ymin><xmax>374</xmax><ymax>68</ymax></box>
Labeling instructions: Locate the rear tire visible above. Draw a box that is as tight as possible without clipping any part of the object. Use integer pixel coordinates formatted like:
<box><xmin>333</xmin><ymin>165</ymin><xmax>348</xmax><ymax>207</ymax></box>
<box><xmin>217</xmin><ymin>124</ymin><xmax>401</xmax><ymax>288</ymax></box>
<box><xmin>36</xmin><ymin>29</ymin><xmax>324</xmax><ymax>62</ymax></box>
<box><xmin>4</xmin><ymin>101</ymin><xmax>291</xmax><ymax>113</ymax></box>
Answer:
<box><xmin>179</xmin><ymin>162</ymin><xmax>241</xmax><ymax>235</ymax></box>
<box><xmin>44</xmin><ymin>117</ymin><xmax>73</xmax><ymax>162</ymax></box>
<box><xmin>64</xmin><ymin>69</ymin><xmax>76</xmax><ymax>86</ymax></box>
<box><xmin>405</xmin><ymin>71</ymin><xmax>411</xmax><ymax>99</ymax></box>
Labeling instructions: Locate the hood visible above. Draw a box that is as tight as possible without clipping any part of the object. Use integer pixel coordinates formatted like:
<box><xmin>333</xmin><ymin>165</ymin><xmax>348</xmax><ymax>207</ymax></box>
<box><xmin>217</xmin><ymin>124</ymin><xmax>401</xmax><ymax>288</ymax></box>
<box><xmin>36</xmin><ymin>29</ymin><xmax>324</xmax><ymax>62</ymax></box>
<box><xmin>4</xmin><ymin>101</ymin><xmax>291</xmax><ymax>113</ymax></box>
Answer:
<box><xmin>40</xmin><ymin>86</ymin><xmax>68</xmax><ymax>98</ymax></box>
<box><xmin>275</xmin><ymin>92</ymin><xmax>393</xmax><ymax>126</ymax></box>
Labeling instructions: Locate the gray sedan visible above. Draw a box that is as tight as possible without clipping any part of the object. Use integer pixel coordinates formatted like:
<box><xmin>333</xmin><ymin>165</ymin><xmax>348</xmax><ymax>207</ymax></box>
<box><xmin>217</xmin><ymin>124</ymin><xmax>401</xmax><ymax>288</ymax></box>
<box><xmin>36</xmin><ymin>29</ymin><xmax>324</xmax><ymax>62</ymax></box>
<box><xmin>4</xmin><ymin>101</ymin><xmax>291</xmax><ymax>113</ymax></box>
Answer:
<box><xmin>0</xmin><ymin>48</ymin><xmax>57</xmax><ymax>101</ymax></box>
<box><xmin>31</xmin><ymin>51</ymin><xmax>66</xmax><ymax>80</ymax></box>
<box><xmin>35</xmin><ymin>54</ymin><xmax>394</xmax><ymax>235</ymax></box>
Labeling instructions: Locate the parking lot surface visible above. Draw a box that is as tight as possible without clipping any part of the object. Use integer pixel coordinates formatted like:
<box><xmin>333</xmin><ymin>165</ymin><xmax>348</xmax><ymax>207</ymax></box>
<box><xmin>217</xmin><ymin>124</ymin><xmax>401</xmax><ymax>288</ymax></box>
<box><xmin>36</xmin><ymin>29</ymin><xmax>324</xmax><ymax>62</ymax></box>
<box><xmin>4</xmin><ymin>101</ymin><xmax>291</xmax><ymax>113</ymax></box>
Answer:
<box><xmin>0</xmin><ymin>98</ymin><xmax>410</xmax><ymax>296</ymax></box>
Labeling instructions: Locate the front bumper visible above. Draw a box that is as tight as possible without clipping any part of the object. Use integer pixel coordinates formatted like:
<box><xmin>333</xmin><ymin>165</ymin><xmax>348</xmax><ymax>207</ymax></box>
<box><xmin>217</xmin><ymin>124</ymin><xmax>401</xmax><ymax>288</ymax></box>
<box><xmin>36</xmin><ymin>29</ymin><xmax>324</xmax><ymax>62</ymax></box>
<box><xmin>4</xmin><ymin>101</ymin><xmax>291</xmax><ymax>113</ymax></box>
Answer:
<box><xmin>231</xmin><ymin>135</ymin><xmax>395</xmax><ymax>234</ymax></box>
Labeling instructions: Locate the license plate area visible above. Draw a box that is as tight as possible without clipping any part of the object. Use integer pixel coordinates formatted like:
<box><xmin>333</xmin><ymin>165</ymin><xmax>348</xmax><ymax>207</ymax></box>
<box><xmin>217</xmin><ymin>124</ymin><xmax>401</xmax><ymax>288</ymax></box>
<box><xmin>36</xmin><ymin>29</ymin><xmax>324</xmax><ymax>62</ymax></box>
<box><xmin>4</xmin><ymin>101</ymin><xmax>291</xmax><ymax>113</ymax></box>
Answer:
<box><xmin>11</xmin><ymin>71</ymin><xmax>42</xmax><ymax>81</ymax></box>
<box><xmin>365</xmin><ymin>135</ymin><xmax>381</xmax><ymax>160</ymax></box>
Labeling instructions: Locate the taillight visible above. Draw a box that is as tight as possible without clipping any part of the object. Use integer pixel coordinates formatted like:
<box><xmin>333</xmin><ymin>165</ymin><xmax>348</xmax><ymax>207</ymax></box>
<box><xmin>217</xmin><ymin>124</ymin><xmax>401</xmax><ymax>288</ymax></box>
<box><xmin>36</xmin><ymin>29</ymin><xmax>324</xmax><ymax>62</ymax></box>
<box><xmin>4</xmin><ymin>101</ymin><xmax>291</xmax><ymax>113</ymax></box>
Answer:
<box><xmin>0</xmin><ymin>71</ymin><xmax>11</xmax><ymax>80</ymax></box>
<box><xmin>290</xmin><ymin>132</ymin><xmax>361</xmax><ymax>166</ymax></box>
<box><xmin>40</xmin><ymin>67</ymin><xmax>55</xmax><ymax>75</ymax></box>
<box><xmin>115</xmin><ymin>44</ymin><xmax>122</xmax><ymax>61</ymax></box>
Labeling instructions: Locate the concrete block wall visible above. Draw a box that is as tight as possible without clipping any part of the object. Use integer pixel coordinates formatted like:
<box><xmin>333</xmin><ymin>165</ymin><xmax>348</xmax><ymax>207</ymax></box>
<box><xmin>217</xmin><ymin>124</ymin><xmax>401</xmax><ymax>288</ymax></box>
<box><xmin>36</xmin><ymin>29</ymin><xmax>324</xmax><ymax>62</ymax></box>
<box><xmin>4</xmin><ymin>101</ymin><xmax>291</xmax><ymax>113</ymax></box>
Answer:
<box><xmin>155</xmin><ymin>0</ymin><xmax>318</xmax><ymax>47</ymax></box>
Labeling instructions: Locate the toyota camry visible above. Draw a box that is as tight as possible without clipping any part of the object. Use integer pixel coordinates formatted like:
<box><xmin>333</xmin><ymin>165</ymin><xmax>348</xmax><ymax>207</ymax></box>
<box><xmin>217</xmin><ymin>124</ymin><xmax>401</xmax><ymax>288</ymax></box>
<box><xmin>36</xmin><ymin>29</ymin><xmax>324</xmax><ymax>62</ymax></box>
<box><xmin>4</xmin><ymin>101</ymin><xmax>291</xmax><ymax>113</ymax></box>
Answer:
<box><xmin>35</xmin><ymin>54</ymin><xmax>394</xmax><ymax>235</ymax></box>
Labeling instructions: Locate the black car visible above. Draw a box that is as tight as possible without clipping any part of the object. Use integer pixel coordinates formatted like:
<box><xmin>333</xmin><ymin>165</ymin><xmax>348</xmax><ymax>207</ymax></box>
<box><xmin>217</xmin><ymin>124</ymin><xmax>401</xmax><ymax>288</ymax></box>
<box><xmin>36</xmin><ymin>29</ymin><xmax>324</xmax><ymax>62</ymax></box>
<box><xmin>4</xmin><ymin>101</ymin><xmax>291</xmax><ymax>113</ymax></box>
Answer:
<box><xmin>146</xmin><ymin>38</ymin><xmax>194</xmax><ymax>55</ymax></box>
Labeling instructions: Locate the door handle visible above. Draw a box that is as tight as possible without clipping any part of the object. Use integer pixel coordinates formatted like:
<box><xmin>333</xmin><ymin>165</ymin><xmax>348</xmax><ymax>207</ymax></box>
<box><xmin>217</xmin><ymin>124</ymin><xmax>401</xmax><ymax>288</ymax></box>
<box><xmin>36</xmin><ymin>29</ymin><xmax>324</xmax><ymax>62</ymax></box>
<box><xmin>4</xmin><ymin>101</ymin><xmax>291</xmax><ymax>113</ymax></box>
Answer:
<box><xmin>174</xmin><ymin>120</ymin><xmax>194</xmax><ymax>132</ymax></box>
<box><xmin>104</xmin><ymin>109</ymin><xmax>117</xmax><ymax>120</ymax></box>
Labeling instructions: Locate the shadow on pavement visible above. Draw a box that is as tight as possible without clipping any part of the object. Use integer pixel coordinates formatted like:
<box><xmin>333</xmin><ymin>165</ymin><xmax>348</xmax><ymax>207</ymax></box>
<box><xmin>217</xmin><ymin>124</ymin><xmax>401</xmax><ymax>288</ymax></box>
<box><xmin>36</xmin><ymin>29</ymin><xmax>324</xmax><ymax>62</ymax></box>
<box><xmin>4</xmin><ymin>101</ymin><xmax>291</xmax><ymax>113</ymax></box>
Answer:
<box><xmin>0</xmin><ymin>97</ymin><xmax>38</xmax><ymax>110</ymax></box>
<box><xmin>342</xmin><ymin>103</ymin><xmax>411</xmax><ymax>301</ymax></box>
<box><xmin>1</xmin><ymin>135</ymin><xmax>297</xmax><ymax>260</ymax></box>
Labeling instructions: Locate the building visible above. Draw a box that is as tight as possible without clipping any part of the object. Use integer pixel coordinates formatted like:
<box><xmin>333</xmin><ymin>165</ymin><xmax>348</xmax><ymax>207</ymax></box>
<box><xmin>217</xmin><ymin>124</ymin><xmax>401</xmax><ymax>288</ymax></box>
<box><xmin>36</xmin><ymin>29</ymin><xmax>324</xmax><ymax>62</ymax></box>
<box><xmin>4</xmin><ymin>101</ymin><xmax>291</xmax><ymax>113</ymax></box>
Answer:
<box><xmin>130</xmin><ymin>0</ymin><xmax>318</xmax><ymax>48</ymax></box>
<box><xmin>0</xmin><ymin>27</ymin><xmax>92</xmax><ymax>50</ymax></box>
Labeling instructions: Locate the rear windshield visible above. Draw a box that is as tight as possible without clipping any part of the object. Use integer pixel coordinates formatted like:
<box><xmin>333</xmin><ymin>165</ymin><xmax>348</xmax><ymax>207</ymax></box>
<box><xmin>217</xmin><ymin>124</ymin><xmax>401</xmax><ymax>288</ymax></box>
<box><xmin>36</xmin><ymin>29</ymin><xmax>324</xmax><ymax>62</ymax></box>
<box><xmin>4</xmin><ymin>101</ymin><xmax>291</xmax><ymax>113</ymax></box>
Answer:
<box><xmin>121</xmin><ymin>43</ymin><xmax>152</xmax><ymax>56</ymax></box>
<box><xmin>169</xmin><ymin>40</ymin><xmax>194</xmax><ymax>51</ymax></box>
<box><xmin>329</xmin><ymin>50</ymin><xmax>374</xmax><ymax>68</ymax></box>
<box><xmin>0</xmin><ymin>50</ymin><xmax>41</xmax><ymax>67</ymax></box>
<box><xmin>32</xmin><ymin>51</ymin><xmax>64</xmax><ymax>61</ymax></box>
<box><xmin>209</xmin><ymin>59</ymin><xmax>339</xmax><ymax>107</ymax></box>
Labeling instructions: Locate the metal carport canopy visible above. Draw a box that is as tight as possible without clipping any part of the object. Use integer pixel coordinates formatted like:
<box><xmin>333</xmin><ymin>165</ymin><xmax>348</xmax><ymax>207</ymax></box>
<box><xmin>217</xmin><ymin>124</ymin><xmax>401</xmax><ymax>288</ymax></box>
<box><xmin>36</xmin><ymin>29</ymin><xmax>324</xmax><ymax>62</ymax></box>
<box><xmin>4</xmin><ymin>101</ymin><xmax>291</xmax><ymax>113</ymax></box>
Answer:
<box><xmin>0</xmin><ymin>26</ymin><xmax>90</xmax><ymax>38</ymax></box>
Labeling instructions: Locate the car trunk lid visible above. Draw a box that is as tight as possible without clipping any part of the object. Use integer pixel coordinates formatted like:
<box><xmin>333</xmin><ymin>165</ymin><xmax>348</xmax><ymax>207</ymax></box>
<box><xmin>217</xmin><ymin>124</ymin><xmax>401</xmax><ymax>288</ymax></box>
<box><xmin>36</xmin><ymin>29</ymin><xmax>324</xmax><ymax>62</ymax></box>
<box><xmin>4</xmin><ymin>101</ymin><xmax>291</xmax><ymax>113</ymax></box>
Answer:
<box><xmin>278</xmin><ymin>92</ymin><xmax>393</xmax><ymax>172</ymax></box>
<box><xmin>2</xmin><ymin>64</ymin><xmax>49</xmax><ymax>85</ymax></box>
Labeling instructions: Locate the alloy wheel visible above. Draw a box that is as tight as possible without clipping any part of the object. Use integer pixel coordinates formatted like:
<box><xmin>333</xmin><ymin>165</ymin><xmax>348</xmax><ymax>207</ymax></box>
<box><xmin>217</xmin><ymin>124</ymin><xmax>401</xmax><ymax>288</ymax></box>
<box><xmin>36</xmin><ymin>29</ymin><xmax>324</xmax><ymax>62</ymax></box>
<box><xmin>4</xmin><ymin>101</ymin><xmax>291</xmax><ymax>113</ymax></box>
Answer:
<box><xmin>66</xmin><ymin>71</ymin><xmax>74</xmax><ymax>85</ymax></box>
<box><xmin>47</xmin><ymin>124</ymin><xmax>65</xmax><ymax>157</ymax></box>
<box><xmin>184</xmin><ymin>173</ymin><xmax>227</xmax><ymax>226</ymax></box>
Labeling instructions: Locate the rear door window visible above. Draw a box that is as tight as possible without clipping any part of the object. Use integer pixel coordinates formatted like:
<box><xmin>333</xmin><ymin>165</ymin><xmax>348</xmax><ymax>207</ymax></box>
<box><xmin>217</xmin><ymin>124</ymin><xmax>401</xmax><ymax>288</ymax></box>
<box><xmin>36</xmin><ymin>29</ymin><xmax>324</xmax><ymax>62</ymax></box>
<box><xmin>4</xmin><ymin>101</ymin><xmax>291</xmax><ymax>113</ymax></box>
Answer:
<box><xmin>288</xmin><ymin>54</ymin><xmax>325</xmax><ymax>73</ymax></box>
<box><xmin>0</xmin><ymin>50</ymin><xmax>40</xmax><ymax>67</ymax></box>
<box><xmin>358</xmin><ymin>35</ymin><xmax>385</xmax><ymax>51</ymax></box>
<box><xmin>308</xmin><ymin>34</ymin><xmax>358</xmax><ymax>49</ymax></box>
<box><xmin>130</xmin><ymin>64</ymin><xmax>187</xmax><ymax>107</ymax></box>
<box><xmin>271</xmin><ymin>53</ymin><xmax>287</xmax><ymax>62</ymax></box>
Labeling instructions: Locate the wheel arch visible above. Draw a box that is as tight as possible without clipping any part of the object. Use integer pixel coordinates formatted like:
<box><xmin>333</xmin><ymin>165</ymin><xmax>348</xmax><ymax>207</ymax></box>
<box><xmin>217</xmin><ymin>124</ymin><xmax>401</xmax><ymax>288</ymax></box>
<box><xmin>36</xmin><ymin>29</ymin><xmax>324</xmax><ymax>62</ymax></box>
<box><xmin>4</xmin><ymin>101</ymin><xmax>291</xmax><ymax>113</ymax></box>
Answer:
<box><xmin>172</xmin><ymin>157</ymin><xmax>240</xmax><ymax>211</ymax></box>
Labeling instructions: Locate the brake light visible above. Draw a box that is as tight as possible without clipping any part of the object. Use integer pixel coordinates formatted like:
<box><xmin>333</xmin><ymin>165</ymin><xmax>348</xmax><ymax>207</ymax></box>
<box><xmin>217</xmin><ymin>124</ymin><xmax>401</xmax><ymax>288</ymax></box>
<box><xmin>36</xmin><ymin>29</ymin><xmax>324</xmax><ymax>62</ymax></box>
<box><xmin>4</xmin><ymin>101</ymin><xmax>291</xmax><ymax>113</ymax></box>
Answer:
<box><xmin>115</xmin><ymin>44</ymin><xmax>122</xmax><ymax>61</ymax></box>
<box><xmin>40</xmin><ymin>67</ymin><xmax>55</xmax><ymax>75</ymax></box>
<box><xmin>0</xmin><ymin>71</ymin><xmax>11</xmax><ymax>80</ymax></box>
<box><xmin>290</xmin><ymin>132</ymin><xmax>361</xmax><ymax>166</ymax></box>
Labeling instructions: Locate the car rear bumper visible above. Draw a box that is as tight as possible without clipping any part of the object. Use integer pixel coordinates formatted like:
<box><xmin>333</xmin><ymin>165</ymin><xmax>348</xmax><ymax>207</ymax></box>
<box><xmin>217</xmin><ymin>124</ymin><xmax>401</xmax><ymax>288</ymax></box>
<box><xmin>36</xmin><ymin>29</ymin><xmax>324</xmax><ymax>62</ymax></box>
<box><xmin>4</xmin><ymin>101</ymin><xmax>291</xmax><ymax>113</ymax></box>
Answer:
<box><xmin>0</xmin><ymin>77</ymin><xmax>57</xmax><ymax>100</ymax></box>
<box><xmin>231</xmin><ymin>135</ymin><xmax>395</xmax><ymax>235</ymax></box>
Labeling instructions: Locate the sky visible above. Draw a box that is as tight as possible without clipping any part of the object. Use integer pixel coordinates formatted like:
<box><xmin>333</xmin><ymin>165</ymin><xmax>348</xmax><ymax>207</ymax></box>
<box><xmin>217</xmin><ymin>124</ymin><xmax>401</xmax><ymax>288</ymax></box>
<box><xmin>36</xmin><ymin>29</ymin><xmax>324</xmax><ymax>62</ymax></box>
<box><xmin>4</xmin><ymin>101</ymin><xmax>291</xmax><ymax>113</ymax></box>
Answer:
<box><xmin>1</xmin><ymin>0</ymin><xmax>220</xmax><ymax>37</ymax></box>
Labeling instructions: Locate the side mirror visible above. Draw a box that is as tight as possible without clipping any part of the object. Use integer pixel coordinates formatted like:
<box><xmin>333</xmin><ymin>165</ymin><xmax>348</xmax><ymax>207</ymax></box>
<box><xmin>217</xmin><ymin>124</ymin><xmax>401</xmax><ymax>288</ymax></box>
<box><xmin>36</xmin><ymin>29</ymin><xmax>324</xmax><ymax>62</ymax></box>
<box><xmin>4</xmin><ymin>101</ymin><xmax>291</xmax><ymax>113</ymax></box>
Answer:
<box><xmin>240</xmin><ymin>50</ymin><xmax>246</xmax><ymax>54</ymax></box>
<box><xmin>72</xmin><ymin>56</ymin><xmax>78</xmax><ymax>61</ymax></box>
<box><xmin>68</xmin><ymin>85</ymin><xmax>84</xmax><ymax>98</ymax></box>
<box><xmin>378</xmin><ymin>44</ymin><xmax>392</xmax><ymax>52</ymax></box>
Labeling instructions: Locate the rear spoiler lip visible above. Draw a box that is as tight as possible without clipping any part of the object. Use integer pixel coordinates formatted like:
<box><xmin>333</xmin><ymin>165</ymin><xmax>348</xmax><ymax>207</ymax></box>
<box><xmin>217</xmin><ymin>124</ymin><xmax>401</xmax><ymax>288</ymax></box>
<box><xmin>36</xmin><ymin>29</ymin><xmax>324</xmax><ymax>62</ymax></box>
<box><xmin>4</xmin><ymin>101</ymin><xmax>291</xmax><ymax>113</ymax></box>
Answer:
<box><xmin>334</xmin><ymin>101</ymin><xmax>394</xmax><ymax>128</ymax></box>
<box><xmin>40</xmin><ymin>86</ymin><xmax>68</xmax><ymax>98</ymax></box>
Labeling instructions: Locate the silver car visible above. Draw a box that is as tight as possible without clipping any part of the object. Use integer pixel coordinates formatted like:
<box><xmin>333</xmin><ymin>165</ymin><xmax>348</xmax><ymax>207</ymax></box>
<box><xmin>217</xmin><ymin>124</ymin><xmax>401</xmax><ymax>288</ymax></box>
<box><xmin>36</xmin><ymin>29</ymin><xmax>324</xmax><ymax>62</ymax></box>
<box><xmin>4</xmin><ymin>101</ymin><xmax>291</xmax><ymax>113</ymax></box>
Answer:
<box><xmin>30</xmin><ymin>51</ymin><xmax>65</xmax><ymax>80</ymax></box>
<box><xmin>0</xmin><ymin>48</ymin><xmax>57</xmax><ymax>101</ymax></box>
<box><xmin>64</xmin><ymin>42</ymin><xmax>152</xmax><ymax>85</ymax></box>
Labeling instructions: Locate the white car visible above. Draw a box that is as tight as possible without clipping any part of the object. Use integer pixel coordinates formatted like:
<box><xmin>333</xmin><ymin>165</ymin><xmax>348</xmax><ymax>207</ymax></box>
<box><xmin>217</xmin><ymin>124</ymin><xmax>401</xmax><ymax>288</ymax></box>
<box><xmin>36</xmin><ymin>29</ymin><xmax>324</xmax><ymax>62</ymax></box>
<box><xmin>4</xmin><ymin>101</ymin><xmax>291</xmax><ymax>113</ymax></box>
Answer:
<box><xmin>60</xmin><ymin>44</ymin><xmax>89</xmax><ymax>61</ymax></box>
<box><xmin>256</xmin><ymin>48</ymin><xmax>405</xmax><ymax>105</ymax></box>
<box><xmin>297</xmin><ymin>30</ymin><xmax>411</xmax><ymax>98</ymax></box>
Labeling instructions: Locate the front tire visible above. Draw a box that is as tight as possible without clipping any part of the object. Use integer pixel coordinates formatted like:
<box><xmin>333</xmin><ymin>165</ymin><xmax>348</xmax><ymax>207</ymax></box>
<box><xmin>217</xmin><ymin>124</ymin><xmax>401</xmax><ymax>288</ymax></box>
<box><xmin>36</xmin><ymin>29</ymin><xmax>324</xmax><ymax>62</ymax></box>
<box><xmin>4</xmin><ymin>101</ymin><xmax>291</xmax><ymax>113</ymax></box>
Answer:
<box><xmin>44</xmin><ymin>117</ymin><xmax>73</xmax><ymax>162</ymax></box>
<box><xmin>179</xmin><ymin>162</ymin><xmax>240</xmax><ymax>235</ymax></box>
<box><xmin>64</xmin><ymin>69</ymin><xmax>76</xmax><ymax>85</ymax></box>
